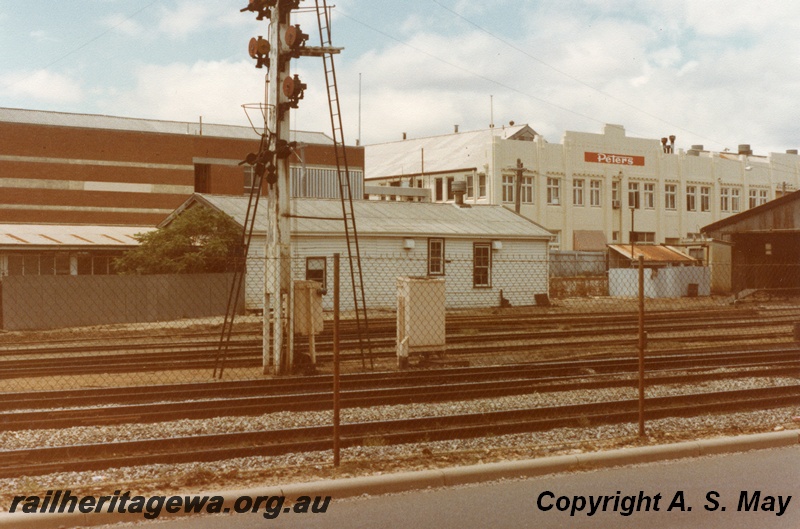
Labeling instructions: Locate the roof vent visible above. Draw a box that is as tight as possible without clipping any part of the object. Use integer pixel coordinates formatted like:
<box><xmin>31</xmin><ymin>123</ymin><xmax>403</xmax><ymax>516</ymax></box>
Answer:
<box><xmin>688</xmin><ymin>144</ymin><xmax>703</xmax><ymax>156</ymax></box>
<box><xmin>451</xmin><ymin>180</ymin><xmax>468</xmax><ymax>207</ymax></box>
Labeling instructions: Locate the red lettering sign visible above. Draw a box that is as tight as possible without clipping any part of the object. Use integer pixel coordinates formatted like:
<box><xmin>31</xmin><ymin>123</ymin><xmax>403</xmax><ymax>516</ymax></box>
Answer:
<box><xmin>585</xmin><ymin>152</ymin><xmax>645</xmax><ymax>166</ymax></box>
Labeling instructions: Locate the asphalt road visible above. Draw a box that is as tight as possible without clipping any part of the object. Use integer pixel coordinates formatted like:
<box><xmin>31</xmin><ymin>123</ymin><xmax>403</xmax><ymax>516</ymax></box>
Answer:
<box><xmin>93</xmin><ymin>444</ymin><xmax>800</xmax><ymax>529</ymax></box>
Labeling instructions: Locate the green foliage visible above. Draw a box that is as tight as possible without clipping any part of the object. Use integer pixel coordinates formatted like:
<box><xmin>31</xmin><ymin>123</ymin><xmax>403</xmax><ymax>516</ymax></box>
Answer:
<box><xmin>115</xmin><ymin>206</ymin><xmax>241</xmax><ymax>275</ymax></box>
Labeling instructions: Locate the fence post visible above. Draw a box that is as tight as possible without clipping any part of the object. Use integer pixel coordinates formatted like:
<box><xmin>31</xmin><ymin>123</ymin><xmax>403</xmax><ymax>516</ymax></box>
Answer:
<box><xmin>638</xmin><ymin>255</ymin><xmax>646</xmax><ymax>437</ymax></box>
<box><xmin>333</xmin><ymin>253</ymin><xmax>341</xmax><ymax>467</ymax></box>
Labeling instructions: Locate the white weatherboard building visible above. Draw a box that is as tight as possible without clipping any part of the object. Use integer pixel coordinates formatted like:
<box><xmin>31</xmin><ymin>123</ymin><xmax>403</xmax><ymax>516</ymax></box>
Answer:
<box><xmin>165</xmin><ymin>194</ymin><xmax>553</xmax><ymax>311</ymax></box>
<box><xmin>366</xmin><ymin>123</ymin><xmax>800</xmax><ymax>251</ymax></box>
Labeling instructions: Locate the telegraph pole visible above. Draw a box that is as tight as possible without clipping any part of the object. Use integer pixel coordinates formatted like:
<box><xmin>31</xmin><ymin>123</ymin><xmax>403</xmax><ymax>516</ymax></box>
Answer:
<box><xmin>503</xmin><ymin>158</ymin><xmax>528</xmax><ymax>214</ymax></box>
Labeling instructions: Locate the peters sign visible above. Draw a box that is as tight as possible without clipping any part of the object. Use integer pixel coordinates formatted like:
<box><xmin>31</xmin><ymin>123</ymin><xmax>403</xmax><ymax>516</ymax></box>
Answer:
<box><xmin>585</xmin><ymin>152</ymin><xmax>645</xmax><ymax>166</ymax></box>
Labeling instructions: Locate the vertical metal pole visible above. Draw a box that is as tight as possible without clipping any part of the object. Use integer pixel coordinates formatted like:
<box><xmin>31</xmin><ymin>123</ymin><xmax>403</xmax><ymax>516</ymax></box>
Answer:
<box><xmin>265</xmin><ymin>2</ymin><xmax>294</xmax><ymax>375</ymax></box>
<box><xmin>307</xmin><ymin>287</ymin><xmax>316</xmax><ymax>365</ymax></box>
<box><xmin>630</xmin><ymin>206</ymin><xmax>635</xmax><ymax>265</ymax></box>
<box><xmin>333</xmin><ymin>253</ymin><xmax>341</xmax><ymax>467</ymax></box>
<box><xmin>638</xmin><ymin>254</ymin><xmax>646</xmax><ymax>437</ymax></box>
<box><xmin>514</xmin><ymin>158</ymin><xmax>523</xmax><ymax>214</ymax></box>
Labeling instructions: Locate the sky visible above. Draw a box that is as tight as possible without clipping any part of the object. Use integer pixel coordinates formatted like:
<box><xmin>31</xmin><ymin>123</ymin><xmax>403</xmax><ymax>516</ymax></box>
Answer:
<box><xmin>1</xmin><ymin>1</ymin><xmax>799</xmax><ymax>155</ymax></box>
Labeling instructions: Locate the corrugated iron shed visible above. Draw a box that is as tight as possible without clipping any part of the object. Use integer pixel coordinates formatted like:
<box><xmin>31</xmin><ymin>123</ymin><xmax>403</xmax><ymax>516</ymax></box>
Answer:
<box><xmin>608</xmin><ymin>244</ymin><xmax>697</xmax><ymax>264</ymax></box>
<box><xmin>0</xmin><ymin>107</ymin><xmax>332</xmax><ymax>145</ymax></box>
<box><xmin>701</xmin><ymin>188</ymin><xmax>800</xmax><ymax>236</ymax></box>
<box><xmin>0</xmin><ymin>224</ymin><xmax>152</xmax><ymax>249</ymax></box>
<box><xmin>166</xmin><ymin>194</ymin><xmax>554</xmax><ymax>240</ymax></box>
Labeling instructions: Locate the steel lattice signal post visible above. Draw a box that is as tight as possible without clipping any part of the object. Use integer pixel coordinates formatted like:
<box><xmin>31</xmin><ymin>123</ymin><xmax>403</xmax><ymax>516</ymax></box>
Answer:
<box><xmin>240</xmin><ymin>0</ymin><xmax>343</xmax><ymax>375</ymax></box>
<box><xmin>240</xmin><ymin>0</ymin><xmax>307</xmax><ymax>375</ymax></box>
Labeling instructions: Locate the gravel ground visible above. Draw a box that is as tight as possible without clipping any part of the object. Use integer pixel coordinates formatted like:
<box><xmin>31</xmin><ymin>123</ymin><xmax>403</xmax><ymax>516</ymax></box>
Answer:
<box><xmin>2</xmin><ymin>374</ymin><xmax>799</xmax><ymax>450</ymax></box>
<box><xmin>0</xmin><ymin>373</ymin><xmax>799</xmax><ymax>508</ymax></box>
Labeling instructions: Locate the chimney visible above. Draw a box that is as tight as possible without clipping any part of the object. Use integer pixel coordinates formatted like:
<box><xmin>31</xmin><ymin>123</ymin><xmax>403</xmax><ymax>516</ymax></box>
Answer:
<box><xmin>661</xmin><ymin>137</ymin><xmax>668</xmax><ymax>153</ymax></box>
<box><xmin>452</xmin><ymin>180</ymin><xmax>467</xmax><ymax>206</ymax></box>
<box><xmin>454</xmin><ymin>124</ymin><xmax>459</xmax><ymax>133</ymax></box>
<box><xmin>787</xmin><ymin>149</ymin><xmax>799</xmax><ymax>155</ymax></box>
<box><xmin>402</xmin><ymin>132</ymin><xmax>407</xmax><ymax>140</ymax></box>
<box><xmin>669</xmin><ymin>135</ymin><xmax>676</xmax><ymax>152</ymax></box>
<box><xmin>738</xmin><ymin>144</ymin><xmax>752</xmax><ymax>156</ymax></box>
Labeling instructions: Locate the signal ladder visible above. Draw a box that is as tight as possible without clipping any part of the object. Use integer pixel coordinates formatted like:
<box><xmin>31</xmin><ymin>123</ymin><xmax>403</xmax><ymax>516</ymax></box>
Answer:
<box><xmin>314</xmin><ymin>0</ymin><xmax>373</xmax><ymax>369</ymax></box>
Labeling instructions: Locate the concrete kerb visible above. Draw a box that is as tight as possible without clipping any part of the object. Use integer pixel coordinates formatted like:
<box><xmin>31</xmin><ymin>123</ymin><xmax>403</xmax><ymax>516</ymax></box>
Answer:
<box><xmin>0</xmin><ymin>431</ymin><xmax>796</xmax><ymax>529</ymax></box>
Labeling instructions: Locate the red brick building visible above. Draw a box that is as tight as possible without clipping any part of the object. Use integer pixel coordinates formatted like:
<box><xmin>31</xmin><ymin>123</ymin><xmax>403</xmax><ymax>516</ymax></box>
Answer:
<box><xmin>0</xmin><ymin>108</ymin><xmax>364</xmax><ymax>226</ymax></box>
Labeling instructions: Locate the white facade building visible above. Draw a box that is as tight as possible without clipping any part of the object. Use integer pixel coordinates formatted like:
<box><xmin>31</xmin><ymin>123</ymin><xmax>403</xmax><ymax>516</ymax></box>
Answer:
<box><xmin>365</xmin><ymin>124</ymin><xmax>800</xmax><ymax>251</ymax></box>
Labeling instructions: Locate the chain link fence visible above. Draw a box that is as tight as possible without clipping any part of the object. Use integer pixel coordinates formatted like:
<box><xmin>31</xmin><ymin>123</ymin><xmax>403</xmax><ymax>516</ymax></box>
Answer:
<box><xmin>1</xmin><ymin>251</ymin><xmax>800</xmax><ymax>497</ymax></box>
<box><xmin>1</xmin><ymin>254</ymin><xmax>798</xmax><ymax>393</ymax></box>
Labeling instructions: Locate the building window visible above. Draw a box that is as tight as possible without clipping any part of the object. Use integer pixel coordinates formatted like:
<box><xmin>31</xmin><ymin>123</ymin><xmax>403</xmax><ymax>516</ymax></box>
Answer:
<box><xmin>473</xmin><ymin>243</ymin><xmax>491</xmax><ymax>288</ymax></box>
<box><xmin>243</xmin><ymin>166</ymin><xmax>258</xmax><ymax>194</ymax></box>
<box><xmin>664</xmin><ymin>184</ymin><xmax>677</xmax><ymax>210</ymax></box>
<box><xmin>643</xmin><ymin>183</ymin><xmax>655</xmax><ymax>209</ymax></box>
<box><xmin>7</xmin><ymin>255</ymin><xmax>26</xmax><ymax>276</ymax></box>
<box><xmin>521</xmin><ymin>176</ymin><xmax>533</xmax><ymax>203</ymax></box>
<box><xmin>748</xmin><ymin>189</ymin><xmax>763</xmax><ymax>209</ymax></box>
<box><xmin>612</xmin><ymin>231</ymin><xmax>620</xmax><ymax>242</ymax></box>
<box><xmin>686</xmin><ymin>185</ymin><xmax>697</xmax><ymax>211</ymax></box>
<box><xmin>435</xmin><ymin>178</ymin><xmax>443</xmax><ymax>202</ymax></box>
<box><xmin>612</xmin><ymin>181</ymin><xmax>620</xmax><ymax>206</ymax></box>
<box><xmin>720</xmin><ymin>187</ymin><xmax>730</xmax><ymax>212</ymax></box>
<box><xmin>305</xmin><ymin>257</ymin><xmax>327</xmax><ymax>290</ymax></box>
<box><xmin>76</xmin><ymin>254</ymin><xmax>93</xmax><ymax>275</ymax></box>
<box><xmin>93</xmin><ymin>255</ymin><xmax>113</xmax><ymax>275</ymax></box>
<box><xmin>502</xmin><ymin>175</ymin><xmax>515</xmax><ymax>203</ymax></box>
<box><xmin>701</xmin><ymin>186</ymin><xmax>711</xmax><ymax>212</ymax></box>
<box><xmin>547</xmin><ymin>177</ymin><xmax>561</xmax><ymax>205</ymax></box>
<box><xmin>428</xmin><ymin>238</ymin><xmax>445</xmax><ymax>276</ymax></box>
<box><xmin>194</xmin><ymin>164</ymin><xmax>210</xmax><ymax>193</ymax></box>
<box><xmin>630</xmin><ymin>231</ymin><xmax>655</xmax><ymax>243</ymax></box>
<box><xmin>731</xmin><ymin>187</ymin><xmax>740</xmax><ymax>212</ymax></box>
<box><xmin>573</xmin><ymin>179</ymin><xmax>585</xmax><ymax>206</ymax></box>
<box><xmin>447</xmin><ymin>177</ymin><xmax>455</xmax><ymax>201</ymax></box>
<box><xmin>628</xmin><ymin>182</ymin><xmax>640</xmax><ymax>209</ymax></box>
<box><xmin>590</xmin><ymin>180</ymin><xmax>602</xmax><ymax>207</ymax></box>
<box><xmin>549</xmin><ymin>230</ymin><xmax>561</xmax><ymax>251</ymax></box>
<box><xmin>466</xmin><ymin>174</ymin><xmax>474</xmax><ymax>199</ymax></box>
<box><xmin>478</xmin><ymin>174</ymin><xmax>487</xmax><ymax>198</ymax></box>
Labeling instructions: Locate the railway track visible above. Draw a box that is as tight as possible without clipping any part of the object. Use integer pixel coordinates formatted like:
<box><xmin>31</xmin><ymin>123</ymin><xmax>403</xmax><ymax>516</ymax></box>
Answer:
<box><xmin>2</xmin><ymin>347</ymin><xmax>799</xmax><ymax>431</ymax></box>
<box><xmin>3</xmin><ymin>384</ymin><xmax>800</xmax><ymax>479</ymax></box>
<box><xmin>1</xmin><ymin>306</ymin><xmax>799</xmax><ymax>378</ymax></box>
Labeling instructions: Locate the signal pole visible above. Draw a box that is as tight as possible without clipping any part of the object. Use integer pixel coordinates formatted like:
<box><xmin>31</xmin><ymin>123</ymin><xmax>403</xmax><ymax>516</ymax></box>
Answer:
<box><xmin>266</xmin><ymin>3</ymin><xmax>289</xmax><ymax>375</ymax></box>
<box><xmin>242</xmin><ymin>0</ymin><xmax>308</xmax><ymax>375</ymax></box>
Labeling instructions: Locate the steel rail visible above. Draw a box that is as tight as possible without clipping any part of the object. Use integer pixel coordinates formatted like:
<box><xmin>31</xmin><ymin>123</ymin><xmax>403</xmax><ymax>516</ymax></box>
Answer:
<box><xmin>2</xmin><ymin>384</ymin><xmax>800</xmax><ymax>479</ymax></box>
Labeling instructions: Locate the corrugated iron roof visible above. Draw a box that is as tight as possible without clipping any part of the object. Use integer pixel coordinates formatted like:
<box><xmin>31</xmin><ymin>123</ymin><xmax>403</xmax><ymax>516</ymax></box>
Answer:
<box><xmin>0</xmin><ymin>107</ymin><xmax>333</xmax><ymax>145</ymax></box>
<box><xmin>173</xmin><ymin>194</ymin><xmax>553</xmax><ymax>240</ymax></box>
<box><xmin>701</xmin><ymin>188</ymin><xmax>800</xmax><ymax>234</ymax></box>
<box><xmin>609</xmin><ymin>244</ymin><xmax>697</xmax><ymax>263</ymax></box>
<box><xmin>365</xmin><ymin>125</ymin><xmax>537</xmax><ymax>179</ymax></box>
<box><xmin>0</xmin><ymin>224</ymin><xmax>153</xmax><ymax>248</ymax></box>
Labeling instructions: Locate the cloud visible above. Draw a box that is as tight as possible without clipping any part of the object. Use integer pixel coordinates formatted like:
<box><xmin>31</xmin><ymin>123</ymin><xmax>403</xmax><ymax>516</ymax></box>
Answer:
<box><xmin>0</xmin><ymin>70</ymin><xmax>83</xmax><ymax>103</ymax></box>
<box><xmin>157</xmin><ymin>1</ymin><xmax>212</xmax><ymax>39</ymax></box>
<box><xmin>155</xmin><ymin>0</ymin><xmax>245</xmax><ymax>39</ymax></box>
<box><xmin>108</xmin><ymin>60</ymin><xmax>266</xmax><ymax>126</ymax></box>
<box><xmin>102</xmin><ymin>13</ymin><xmax>145</xmax><ymax>37</ymax></box>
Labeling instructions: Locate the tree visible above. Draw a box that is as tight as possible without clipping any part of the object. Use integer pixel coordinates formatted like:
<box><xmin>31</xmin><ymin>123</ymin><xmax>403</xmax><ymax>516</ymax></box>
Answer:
<box><xmin>115</xmin><ymin>206</ymin><xmax>242</xmax><ymax>274</ymax></box>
